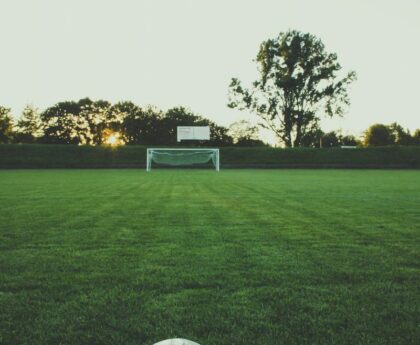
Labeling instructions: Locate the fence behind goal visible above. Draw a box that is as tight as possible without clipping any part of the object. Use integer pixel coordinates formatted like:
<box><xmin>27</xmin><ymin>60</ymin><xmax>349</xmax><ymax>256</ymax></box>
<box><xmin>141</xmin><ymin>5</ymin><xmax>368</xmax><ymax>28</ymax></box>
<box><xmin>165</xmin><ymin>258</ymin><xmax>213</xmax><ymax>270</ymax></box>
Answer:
<box><xmin>146</xmin><ymin>148</ymin><xmax>220</xmax><ymax>171</ymax></box>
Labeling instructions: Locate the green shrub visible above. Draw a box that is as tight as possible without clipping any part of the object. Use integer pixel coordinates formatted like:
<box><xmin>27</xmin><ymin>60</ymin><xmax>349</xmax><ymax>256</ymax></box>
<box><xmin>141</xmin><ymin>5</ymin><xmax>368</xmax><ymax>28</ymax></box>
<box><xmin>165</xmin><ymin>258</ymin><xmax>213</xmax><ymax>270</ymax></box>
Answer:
<box><xmin>1</xmin><ymin>144</ymin><xmax>419</xmax><ymax>168</ymax></box>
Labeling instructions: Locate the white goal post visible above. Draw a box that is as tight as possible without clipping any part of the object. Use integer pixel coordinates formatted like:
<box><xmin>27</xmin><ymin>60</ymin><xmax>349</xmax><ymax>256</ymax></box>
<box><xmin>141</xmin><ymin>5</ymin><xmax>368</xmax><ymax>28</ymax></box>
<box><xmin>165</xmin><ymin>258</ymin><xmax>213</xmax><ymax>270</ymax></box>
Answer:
<box><xmin>146</xmin><ymin>148</ymin><xmax>220</xmax><ymax>171</ymax></box>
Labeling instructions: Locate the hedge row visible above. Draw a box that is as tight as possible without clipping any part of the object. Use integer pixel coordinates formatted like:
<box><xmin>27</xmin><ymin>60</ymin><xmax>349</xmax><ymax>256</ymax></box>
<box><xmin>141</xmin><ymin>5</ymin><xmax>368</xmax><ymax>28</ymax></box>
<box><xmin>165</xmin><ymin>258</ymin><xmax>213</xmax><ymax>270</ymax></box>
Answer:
<box><xmin>1</xmin><ymin>144</ymin><xmax>420</xmax><ymax>168</ymax></box>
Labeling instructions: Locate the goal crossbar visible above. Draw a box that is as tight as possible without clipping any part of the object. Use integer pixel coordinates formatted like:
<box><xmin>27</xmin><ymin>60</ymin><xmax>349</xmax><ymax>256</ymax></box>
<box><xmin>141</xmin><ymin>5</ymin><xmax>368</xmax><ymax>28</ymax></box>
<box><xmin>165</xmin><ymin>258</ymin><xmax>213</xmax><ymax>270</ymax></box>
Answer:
<box><xmin>146</xmin><ymin>148</ymin><xmax>220</xmax><ymax>171</ymax></box>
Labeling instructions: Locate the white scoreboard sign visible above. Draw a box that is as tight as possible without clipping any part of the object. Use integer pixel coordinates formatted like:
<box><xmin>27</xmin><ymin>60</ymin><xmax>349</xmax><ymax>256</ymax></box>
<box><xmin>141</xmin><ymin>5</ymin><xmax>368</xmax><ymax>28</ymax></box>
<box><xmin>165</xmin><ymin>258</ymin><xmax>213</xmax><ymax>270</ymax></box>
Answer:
<box><xmin>177</xmin><ymin>126</ymin><xmax>210</xmax><ymax>142</ymax></box>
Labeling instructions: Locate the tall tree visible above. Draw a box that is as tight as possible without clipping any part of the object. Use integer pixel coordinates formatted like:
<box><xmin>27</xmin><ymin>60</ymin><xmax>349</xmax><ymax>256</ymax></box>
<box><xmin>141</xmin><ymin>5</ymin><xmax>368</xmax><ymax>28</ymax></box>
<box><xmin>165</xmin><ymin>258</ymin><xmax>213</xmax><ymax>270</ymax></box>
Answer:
<box><xmin>0</xmin><ymin>106</ymin><xmax>14</xmax><ymax>143</ymax></box>
<box><xmin>228</xmin><ymin>30</ymin><xmax>356</xmax><ymax>147</ymax></box>
<box><xmin>389</xmin><ymin>122</ymin><xmax>413</xmax><ymax>145</ymax></box>
<box><xmin>321</xmin><ymin>131</ymin><xmax>341</xmax><ymax>148</ymax></box>
<box><xmin>363</xmin><ymin>124</ymin><xmax>395</xmax><ymax>146</ymax></box>
<box><xmin>77</xmin><ymin>98</ymin><xmax>116</xmax><ymax>145</ymax></box>
<box><xmin>40</xmin><ymin>100</ymin><xmax>84</xmax><ymax>144</ymax></box>
<box><xmin>121</xmin><ymin>104</ymin><xmax>164</xmax><ymax>145</ymax></box>
<box><xmin>16</xmin><ymin>105</ymin><xmax>42</xmax><ymax>142</ymax></box>
<box><xmin>40</xmin><ymin>98</ymin><xmax>123</xmax><ymax>145</ymax></box>
<box><xmin>301</xmin><ymin>126</ymin><xmax>324</xmax><ymax>148</ymax></box>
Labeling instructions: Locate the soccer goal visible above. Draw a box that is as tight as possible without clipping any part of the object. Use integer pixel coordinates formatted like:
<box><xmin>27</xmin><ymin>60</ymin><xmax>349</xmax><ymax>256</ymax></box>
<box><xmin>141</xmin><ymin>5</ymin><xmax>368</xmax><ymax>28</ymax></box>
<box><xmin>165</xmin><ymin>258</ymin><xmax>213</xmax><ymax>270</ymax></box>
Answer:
<box><xmin>146</xmin><ymin>148</ymin><xmax>220</xmax><ymax>171</ymax></box>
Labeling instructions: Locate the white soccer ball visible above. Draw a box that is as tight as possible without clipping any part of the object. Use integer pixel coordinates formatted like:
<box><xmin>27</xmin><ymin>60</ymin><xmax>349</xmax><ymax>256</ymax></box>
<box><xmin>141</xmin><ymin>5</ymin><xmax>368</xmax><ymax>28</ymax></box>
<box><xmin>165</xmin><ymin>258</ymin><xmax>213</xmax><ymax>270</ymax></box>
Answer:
<box><xmin>153</xmin><ymin>338</ymin><xmax>200</xmax><ymax>345</ymax></box>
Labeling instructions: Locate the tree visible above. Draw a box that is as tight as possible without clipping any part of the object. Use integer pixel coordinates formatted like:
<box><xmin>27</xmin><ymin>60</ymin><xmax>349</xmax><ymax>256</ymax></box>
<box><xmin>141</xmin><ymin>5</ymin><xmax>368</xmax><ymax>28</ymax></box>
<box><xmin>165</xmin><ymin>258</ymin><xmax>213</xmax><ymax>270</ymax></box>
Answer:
<box><xmin>389</xmin><ymin>122</ymin><xmax>413</xmax><ymax>145</ymax></box>
<box><xmin>0</xmin><ymin>106</ymin><xmax>14</xmax><ymax>143</ymax></box>
<box><xmin>40</xmin><ymin>100</ymin><xmax>85</xmax><ymax>144</ymax></box>
<box><xmin>78</xmin><ymin>100</ymin><xmax>126</xmax><ymax>145</ymax></box>
<box><xmin>301</xmin><ymin>128</ymin><xmax>360</xmax><ymax>148</ymax></box>
<box><xmin>38</xmin><ymin>99</ymin><xmax>233</xmax><ymax>146</ymax></box>
<box><xmin>228</xmin><ymin>30</ymin><xmax>356</xmax><ymax>147</ymax></box>
<box><xmin>207</xmin><ymin>124</ymin><xmax>234</xmax><ymax>146</ymax></box>
<box><xmin>40</xmin><ymin>98</ymin><xmax>125</xmax><ymax>145</ymax></box>
<box><xmin>228</xmin><ymin>120</ymin><xmax>266</xmax><ymax>146</ymax></box>
<box><xmin>413</xmin><ymin>129</ymin><xmax>420</xmax><ymax>145</ymax></box>
<box><xmin>161</xmin><ymin>107</ymin><xmax>207</xmax><ymax>145</ymax></box>
<box><xmin>160</xmin><ymin>107</ymin><xmax>233</xmax><ymax>146</ymax></box>
<box><xmin>339</xmin><ymin>134</ymin><xmax>360</xmax><ymax>146</ymax></box>
<box><xmin>300</xmin><ymin>125</ymin><xmax>324</xmax><ymax>148</ymax></box>
<box><xmin>16</xmin><ymin>105</ymin><xmax>42</xmax><ymax>143</ymax></box>
<box><xmin>363</xmin><ymin>124</ymin><xmax>395</xmax><ymax>146</ymax></box>
<box><xmin>113</xmin><ymin>101</ymin><xmax>144</xmax><ymax>144</ymax></box>
<box><xmin>228</xmin><ymin>120</ymin><xmax>259</xmax><ymax>142</ymax></box>
<box><xmin>321</xmin><ymin>131</ymin><xmax>340</xmax><ymax>147</ymax></box>
<box><xmin>121</xmin><ymin>104</ymin><xmax>164</xmax><ymax>145</ymax></box>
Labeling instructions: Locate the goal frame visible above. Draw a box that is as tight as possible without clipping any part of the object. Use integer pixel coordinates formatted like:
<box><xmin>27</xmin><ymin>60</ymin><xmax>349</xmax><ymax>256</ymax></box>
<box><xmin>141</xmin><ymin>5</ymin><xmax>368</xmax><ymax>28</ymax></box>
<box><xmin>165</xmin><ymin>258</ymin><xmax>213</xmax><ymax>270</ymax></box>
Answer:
<box><xmin>146</xmin><ymin>148</ymin><xmax>220</xmax><ymax>172</ymax></box>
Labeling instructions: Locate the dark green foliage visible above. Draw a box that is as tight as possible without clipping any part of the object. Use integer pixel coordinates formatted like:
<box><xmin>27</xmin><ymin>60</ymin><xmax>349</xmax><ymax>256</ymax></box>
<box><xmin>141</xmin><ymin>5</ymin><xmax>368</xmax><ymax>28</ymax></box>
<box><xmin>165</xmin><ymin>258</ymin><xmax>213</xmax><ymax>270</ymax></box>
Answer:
<box><xmin>228</xmin><ymin>30</ymin><xmax>356</xmax><ymax>147</ymax></box>
<box><xmin>364</xmin><ymin>123</ymin><xmax>418</xmax><ymax>147</ymax></box>
<box><xmin>160</xmin><ymin>107</ymin><xmax>206</xmax><ymax>145</ymax></box>
<box><xmin>389</xmin><ymin>122</ymin><xmax>414</xmax><ymax>145</ymax></box>
<box><xmin>340</xmin><ymin>134</ymin><xmax>359</xmax><ymax>146</ymax></box>
<box><xmin>413</xmin><ymin>129</ymin><xmax>420</xmax><ymax>145</ymax></box>
<box><xmin>40</xmin><ymin>99</ymin><xmax>82</xmax><ymax>144</ymax></box>
<box><xmin>120</xmin><ymin>103</ymin><xmax>165</xmax><ymax>145</ymax></box>
<box><xmin>37</xmin><ymin>100</ymin><xmax>234</xmax><ymax>146</ymax></box>
<box><xmin>0</xmin><ymin>170</ymin><xmax>419</xmax><ymax>345</ymax></box>
<box><xmin>364</xmin><ymin>124</ymin><xmax>396</xmax><ymax>146</ymax></box>
<box><xmin>0</xmin><ymin>144</ymin><xmax>146</xmax><ymax>168</ymax></box>
<box><xmin>0</xmin><ymin>106</ymin><xmax>14</xmax><ymax>143</ymax></box>
<box><xmin>321</xmin><ymin>131</ymin><xmax>340</xmax><ymax>148</ymax></box>
<box><xmin>40</xmin><ymin>98</ymin><xmax>120</xmax><ymax>145</ymax></box>
<box><xmin>16</xmin><ymin>105</ymin><xmax>43</xmax><ymax>143</ymax></box>
<box><xmin>301</xmin><ymin>127</ymin><xmax>324</xmax><ymax>148</ymax></box>
<box><xmin>205</xmin><ymin>124</ymin><xmax>233</xmax><ymax>147</ymax></box>
<box><xmin>1</xmin><ymin>144</ymin><xmax>419</xmax><ymax>168</ymax></box>
<box><xmin>302</xmin><ymin>129</ymin><xmax>360</xmax><ymax>148</ymax></box>
<box><xmin>219</xmin><ymin>146</ymin><xmax>420</xmax><ymax>167</ymax></box>
<box><xmin>235</xmin><ymin>137</ymin><xmax>267</xmax><ymax>147</ymax></box>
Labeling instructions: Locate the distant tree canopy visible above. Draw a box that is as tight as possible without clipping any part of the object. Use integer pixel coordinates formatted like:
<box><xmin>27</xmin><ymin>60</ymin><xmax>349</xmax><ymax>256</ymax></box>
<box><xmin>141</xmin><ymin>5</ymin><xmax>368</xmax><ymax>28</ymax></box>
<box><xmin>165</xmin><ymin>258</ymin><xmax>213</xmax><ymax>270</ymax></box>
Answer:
<box><xmin>388</xmin><ymin>122</ymin><xmax>413</xmax><ymax>146</ymax></box>
<box><xmin>413</xmin><ymin>129</ymin><xmax>420</xmax><ymax>145</ymax></box>
<box><xmin>16</xmin><ymin>105</ymin><xmax>42</xmax><ymax>143</ymax></box>
<box><xmin>34</xmin><ymin>99</ymin><xmax>233</xmax><ymax>146</ymax></box>
<box><xmin>364</xmin><ymin>123</ymin><xmax>417</xmax><ymax>146</ymax></box>
<box><xmin>364</xmin><ymin>124</ymin><xmax>397</xmax><ymax>146</ymax></box>
<box><xmin>0</xmin><ymin>106</ymin><xmax>14</xmax><ymax>143</ymax></box>
<box><xmin>301</xmin><ymin>127</ymin><xmax>361</xmax><ymax>148</ymax></box>
<box><xmin>228</xmin><ymin>30</ymin><xmax>357</xmax><ymax>147</ymax></box>
<box><xmin>1</xmin><ymin>98</ymin><xmax>418</xmax><ymax>148</ymax></box>
<box><xmin>228</xmin><ymin>120</ymin><xmax>267</xmax><ymax>147</ymax></box>
<box><xmin>40</xmin><ymin>98</ymin><xmax>121</xmax><ymax>145</ymax></box>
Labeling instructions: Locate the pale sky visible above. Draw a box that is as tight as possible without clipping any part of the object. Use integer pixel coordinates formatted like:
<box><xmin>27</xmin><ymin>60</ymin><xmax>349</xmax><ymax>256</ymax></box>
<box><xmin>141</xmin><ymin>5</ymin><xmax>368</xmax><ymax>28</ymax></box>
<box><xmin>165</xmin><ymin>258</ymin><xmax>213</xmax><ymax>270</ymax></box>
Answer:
<box><xmin>1</xmin><ymin>0</ymin><xmax>419</xmax><ymax>142</ymax></box>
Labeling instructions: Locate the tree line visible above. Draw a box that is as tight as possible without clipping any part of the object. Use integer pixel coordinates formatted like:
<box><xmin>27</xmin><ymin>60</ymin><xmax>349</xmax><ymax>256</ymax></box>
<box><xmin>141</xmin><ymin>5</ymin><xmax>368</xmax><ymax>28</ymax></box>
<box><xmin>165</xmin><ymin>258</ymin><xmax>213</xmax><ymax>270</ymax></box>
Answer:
<box><xmin>0</xmin><ymin>100</ymin><xmax>419</xmax><ymax>147</ymax></box>
<box><xmin>299</xmin><ymin>123</ymin><xmax>420</xmax><ymax>148</ymax></box>
<box><xmin>1</xmin><ymin>30</ymin><xmax>419</xmax><ymax>148</ymax></box>
<box><xmin>0</xmin><ymin>100</ymin><xmax>266</xmax><ymax>146</ymax></box>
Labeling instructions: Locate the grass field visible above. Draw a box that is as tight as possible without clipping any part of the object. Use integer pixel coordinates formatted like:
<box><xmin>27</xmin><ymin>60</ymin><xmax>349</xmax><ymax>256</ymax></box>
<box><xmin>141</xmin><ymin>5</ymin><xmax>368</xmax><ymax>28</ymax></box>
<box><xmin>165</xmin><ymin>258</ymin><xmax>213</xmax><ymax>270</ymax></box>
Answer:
<box><xmin>0</xmin><ymin>169</ymin><xmax>419</xmax><ymax>345</ymax></box>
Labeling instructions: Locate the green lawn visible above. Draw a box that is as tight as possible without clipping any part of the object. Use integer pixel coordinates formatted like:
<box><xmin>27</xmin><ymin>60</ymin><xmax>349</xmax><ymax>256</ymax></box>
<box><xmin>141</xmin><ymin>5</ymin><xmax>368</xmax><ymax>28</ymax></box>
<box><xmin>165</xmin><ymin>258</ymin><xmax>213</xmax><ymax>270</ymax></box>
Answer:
<box><xmin>0</xmin><ymin>169</ymin><xmax>419</xmax><ymax>345</ymax></box>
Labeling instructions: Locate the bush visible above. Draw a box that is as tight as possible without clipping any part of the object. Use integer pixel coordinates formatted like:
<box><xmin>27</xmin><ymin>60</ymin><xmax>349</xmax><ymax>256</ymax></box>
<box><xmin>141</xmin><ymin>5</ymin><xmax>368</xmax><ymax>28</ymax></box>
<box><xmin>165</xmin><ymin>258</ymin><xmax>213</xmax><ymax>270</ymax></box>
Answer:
<box><xmin>1</xmin><ymin>144</ymin><xmax>419</xmax><ymax>168</ymax></box>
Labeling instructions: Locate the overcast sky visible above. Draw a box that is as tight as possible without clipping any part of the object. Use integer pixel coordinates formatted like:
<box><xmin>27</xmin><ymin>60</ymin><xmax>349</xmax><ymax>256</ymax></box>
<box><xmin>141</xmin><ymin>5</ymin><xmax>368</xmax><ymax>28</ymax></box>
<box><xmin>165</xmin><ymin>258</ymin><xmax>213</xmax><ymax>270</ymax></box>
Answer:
<box><xmin>1</xmin><ymin>0</ymin><xmax>419</xmax><ymax>142</ymax></box>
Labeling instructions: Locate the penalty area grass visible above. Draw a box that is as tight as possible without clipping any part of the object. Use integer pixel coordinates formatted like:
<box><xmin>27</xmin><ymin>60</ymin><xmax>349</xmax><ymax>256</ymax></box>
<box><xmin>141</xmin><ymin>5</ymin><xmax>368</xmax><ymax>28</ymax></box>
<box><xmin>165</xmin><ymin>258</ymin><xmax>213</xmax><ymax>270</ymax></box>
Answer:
<box><xmin>0</xmin><ymin>169</ymin><xmax>419</xmax><ymax>345</ymax></box>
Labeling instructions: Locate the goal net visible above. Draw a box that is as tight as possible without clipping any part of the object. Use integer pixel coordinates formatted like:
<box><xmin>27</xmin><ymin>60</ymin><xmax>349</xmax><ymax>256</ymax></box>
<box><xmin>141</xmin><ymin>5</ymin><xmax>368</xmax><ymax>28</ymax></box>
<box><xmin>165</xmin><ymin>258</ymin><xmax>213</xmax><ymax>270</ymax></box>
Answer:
<box><xmin>146</xmin><ymin>148</ymin><xmax>220</xmax><ymax>171</ymax></box>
